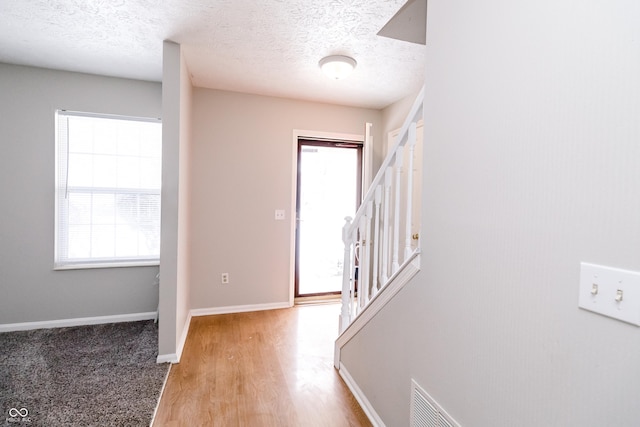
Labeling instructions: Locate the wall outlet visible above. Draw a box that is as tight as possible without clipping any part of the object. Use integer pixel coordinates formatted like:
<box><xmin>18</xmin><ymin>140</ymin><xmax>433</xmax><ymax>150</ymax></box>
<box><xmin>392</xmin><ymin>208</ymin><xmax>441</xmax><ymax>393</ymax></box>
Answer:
<box><xmin>221</xmin><ymin>273</ymin><xmax>229</xmax><ymax>284</ymax></box>
<box><xmin>275</xmin><ymin>209</ymin><xmax>286</xmax><ymax>220</ymax></box>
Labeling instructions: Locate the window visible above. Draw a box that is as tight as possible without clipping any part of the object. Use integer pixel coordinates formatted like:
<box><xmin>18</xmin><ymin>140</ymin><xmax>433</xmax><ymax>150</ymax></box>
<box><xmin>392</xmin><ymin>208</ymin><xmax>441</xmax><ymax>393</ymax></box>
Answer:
<box><xmin>55</xmin><ymin>111</ymin><xmax>162</xmax><ymax>269</ymax></box>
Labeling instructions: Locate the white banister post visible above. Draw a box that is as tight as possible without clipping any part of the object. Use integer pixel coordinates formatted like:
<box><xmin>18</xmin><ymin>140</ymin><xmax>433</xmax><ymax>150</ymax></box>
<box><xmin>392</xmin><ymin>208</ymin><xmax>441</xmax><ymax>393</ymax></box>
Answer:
<box><xmin>392</xmin><ymin>146</ymin><xmax>404</xmax><ymax>273</ymax></box>
<box><xmin>404</xmin><ymin>122</ymin><xmax>417</xmax><ymax>259</ymax></box>
<box><xmin>371</xmin><ymin>185</ymin><xmax>382</xmax><ymax>296</ymax></box>
<box><xmin>381</xmin><ymin>168</ymin><xmax>393</xmax><ymax>284</ymax></box>
<box><xmin>350</xmin><ymin>227</ymin><xmax>359</xmax><ymax>318</ymax></box>
<box><xmin>357</xmin><ymin>216</ymin><xmax>367</xmax><ymax>310</ymax></box>
<box><xmin>361</xmin><ymin>201</ymin><xmax>373</xmax><ymax>306</ymax></box>
<box><xmin>340</xmin><ymin>216</ymin><xmax>353</xmax><ymax>333</ymax></box>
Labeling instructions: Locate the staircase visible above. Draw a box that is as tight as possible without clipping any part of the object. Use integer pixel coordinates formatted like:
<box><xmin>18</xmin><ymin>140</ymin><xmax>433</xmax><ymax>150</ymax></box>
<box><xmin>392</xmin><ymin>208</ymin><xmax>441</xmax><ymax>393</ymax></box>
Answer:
<box><xmin>335</xmin><ymin>86</ymin><xmax>425</xmax><ymax>368</ymax></box>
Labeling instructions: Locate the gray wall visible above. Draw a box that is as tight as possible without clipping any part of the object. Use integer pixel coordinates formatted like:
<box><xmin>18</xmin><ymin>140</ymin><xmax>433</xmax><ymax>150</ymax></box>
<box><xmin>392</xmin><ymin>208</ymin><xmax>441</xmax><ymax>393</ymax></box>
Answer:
<box><xmin>189</xmin><ymin>88</ymin><xmax>383</xmax><ymax>310</ymax></box>
<box><xmin>341</xmin><ymin>0</ymin><xmax>640</xmax><ymax>425</ymax></box>
<box><xmin>0</xmin><ymin>63</ymin><xmax>161</xmax><ymax>324</ymax></box>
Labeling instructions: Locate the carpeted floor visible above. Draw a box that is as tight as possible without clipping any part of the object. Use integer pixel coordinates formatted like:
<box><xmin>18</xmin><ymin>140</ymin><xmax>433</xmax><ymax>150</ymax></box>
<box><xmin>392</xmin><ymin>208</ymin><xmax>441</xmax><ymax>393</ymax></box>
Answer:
<box><xmin>0</xmin><ymin>320</ymin><xmax>169</xmax><ymax>427</ymax></box>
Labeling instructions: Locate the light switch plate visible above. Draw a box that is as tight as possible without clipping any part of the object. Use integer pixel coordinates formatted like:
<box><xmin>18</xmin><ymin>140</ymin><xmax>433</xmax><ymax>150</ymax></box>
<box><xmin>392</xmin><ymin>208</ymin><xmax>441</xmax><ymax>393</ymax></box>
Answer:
<box><xmin>579</xmin><ymin>262</ymin><xmax>640</xmax><ymax>326</ymax></box>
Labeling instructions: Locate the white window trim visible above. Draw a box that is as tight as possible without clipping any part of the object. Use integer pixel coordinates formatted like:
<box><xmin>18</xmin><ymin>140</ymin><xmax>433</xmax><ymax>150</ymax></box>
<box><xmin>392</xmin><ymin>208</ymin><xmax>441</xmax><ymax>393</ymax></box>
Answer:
<box><xmin>54</xmin><ymin>110</ymin><xmax>162</xmax><ymax>270</ymax></box>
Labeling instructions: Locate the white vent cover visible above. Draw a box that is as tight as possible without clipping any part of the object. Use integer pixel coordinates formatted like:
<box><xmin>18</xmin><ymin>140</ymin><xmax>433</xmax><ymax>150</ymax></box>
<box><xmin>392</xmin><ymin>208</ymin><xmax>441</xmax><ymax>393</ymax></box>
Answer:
<box><xmin>411</xmin><ymin>379</ymin><xmax>461</xmax><ymax>427</ymax></box>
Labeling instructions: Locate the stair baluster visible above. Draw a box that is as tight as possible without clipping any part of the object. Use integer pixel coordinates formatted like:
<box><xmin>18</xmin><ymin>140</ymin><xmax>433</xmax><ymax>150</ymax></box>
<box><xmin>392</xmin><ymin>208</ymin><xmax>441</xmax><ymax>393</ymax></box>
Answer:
<box><xmin>339</xmin><ymin>86</ymin><xmax>424</xmax><ymax>334</ymax></box>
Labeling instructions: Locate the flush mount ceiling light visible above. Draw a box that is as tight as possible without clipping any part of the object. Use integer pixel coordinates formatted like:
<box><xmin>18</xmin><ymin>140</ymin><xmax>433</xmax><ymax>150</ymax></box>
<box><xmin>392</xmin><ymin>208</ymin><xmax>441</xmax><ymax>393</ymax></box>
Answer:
<box><xmin>319</xmin><ymin>55</ymin><xmax>357</xmax><ymax>80</ymax></box>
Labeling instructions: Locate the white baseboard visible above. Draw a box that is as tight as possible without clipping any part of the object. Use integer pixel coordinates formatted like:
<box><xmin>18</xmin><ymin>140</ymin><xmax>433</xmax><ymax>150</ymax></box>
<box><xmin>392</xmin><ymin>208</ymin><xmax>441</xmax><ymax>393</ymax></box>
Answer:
<box><xmin>190</xmin><ymin>301</ymin><xmax>291</xmax><ymax>317</ymax></box>
<box><xmin>0</xmin><ymin>311</ymin><xmax>157</xmax><ymax>333</ymax></box>
<box><xmin>156</xmin><ymin>310</ymin><xmax>193</xmax><ymax>364</ymax></box>
<box><xmin>174</xmin><ymin>311</ymin><xmax>192</xmax><ymax>363</ymax></box>
<box><xmin>339</xmin><ymin>362</ymin><xmax>386</xmax><ymax>427</ymax></box>
<box><xmin>156</xmin><ymin>353</ymin><xmax>177</xmax><ymax>364</ymax></box>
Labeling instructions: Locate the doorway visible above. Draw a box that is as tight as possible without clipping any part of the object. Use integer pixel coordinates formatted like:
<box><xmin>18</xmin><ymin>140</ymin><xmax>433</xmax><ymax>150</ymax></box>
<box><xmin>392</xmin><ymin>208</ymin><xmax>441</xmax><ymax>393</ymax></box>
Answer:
<box><xmin>295</xmin><ymin>139</ymin><xmax>362</xmax><ymax>298</ymax></box>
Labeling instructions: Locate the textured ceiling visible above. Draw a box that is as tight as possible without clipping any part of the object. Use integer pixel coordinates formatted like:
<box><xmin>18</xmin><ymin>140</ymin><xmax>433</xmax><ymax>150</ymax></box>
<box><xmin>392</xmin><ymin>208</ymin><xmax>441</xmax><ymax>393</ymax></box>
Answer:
<box><xmin>0</xmin><ymin>0</ymin><xmax>426</xmax><ymax>109</ymax></box>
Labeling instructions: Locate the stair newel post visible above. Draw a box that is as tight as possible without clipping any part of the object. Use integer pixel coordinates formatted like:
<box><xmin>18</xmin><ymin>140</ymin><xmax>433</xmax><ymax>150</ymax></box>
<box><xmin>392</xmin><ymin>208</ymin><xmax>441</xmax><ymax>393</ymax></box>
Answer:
<box><xmin>404</xmin><ymin>122</ymin><xmax>417</xmax><ymax>259</ymax></box>
<box><xmin>340</xmin><ymin>216</ymin><xmax>353</xmax><ymax>333</ymax></box>
<box><xmin>392</xmin><ymin>145</ymin><xmax>405</xmax><ymax>273</ymax></box>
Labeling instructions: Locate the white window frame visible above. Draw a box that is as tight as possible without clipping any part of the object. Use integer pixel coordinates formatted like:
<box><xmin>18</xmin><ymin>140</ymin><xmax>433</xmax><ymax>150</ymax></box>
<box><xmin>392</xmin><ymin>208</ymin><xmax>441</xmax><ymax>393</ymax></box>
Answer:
<box><xmin>54</xmin><ymin>110</ymin><xmax>162</xmax><ymax>270</ymax></box>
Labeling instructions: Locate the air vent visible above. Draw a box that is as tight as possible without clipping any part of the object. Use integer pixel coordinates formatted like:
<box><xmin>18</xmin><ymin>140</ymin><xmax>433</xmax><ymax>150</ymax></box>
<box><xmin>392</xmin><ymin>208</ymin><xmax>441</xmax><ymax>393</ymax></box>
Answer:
<box><xmin>411</xmin><ymin>379</ymin><xmax>461</xmax><ymax>427</ymax></box>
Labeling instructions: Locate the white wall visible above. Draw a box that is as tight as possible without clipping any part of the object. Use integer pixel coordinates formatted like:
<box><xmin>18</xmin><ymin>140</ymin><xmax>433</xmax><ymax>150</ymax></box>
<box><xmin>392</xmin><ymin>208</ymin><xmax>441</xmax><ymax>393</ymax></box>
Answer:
<box><xmin>341</xmin><ymin>1</ymin><xmax>640</xmax><ymax>425</ymax></box>
<box><xmin>189</xmin><ymin>89</ymin><xmax>382</xmax><ymax>310</ymax></box>
<box><xmin>0</xmin><ymin>63</ymin><xmax>161</xmax><ymax>325</ymax></box>
<box><xmin>158</xmin><ymin>42</ymin><xmax>193</xmax><ymax>359</ymax></box>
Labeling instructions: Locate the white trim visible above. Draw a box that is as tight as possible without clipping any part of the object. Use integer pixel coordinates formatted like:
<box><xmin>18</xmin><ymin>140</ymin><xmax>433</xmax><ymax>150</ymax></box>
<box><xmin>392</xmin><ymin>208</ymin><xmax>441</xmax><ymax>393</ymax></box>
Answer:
<box><xmin>293</xmin><ymin>129</ymin><xmax>363</xmax><ymax>144</ymax></box>
<box><xmin>156</xmin><ymin>353</ymin><xmax>178</xmax><ymax>364</ymax></box>
<box><xmin>0</xmin><ymin>311</ymin><xmax>157</xmax><ymax>333</ymax></box>
<box><xmin>363</xmin><ymin>122</ymin><xmax>374</xmax><ymax>195</ymax></box>
<box><xmin>156</xmin><ymin>311</ymin><xmax>193</xmax><ymax>364</ymax></box>
<box><xmin>335</xmin><ymin>253</ymin><xmax>421</xmax><ymax>367</ymax></box>
<box><xmin>58</xmin><ymin>109</ymin><xmax>161</xmax><ymax>123</ymax></box>
<box><xmin>289</xmin><ymin>133</ymin><xmax>298</xmax><ymax>307</ymax></box>
<box><xmin>190</xmin><ymin>302</ymin><xmax>291</xmax><ymax>317</ymax></box>
<box><xmin>174</xmin><ymin>311</ymin><xmax>192</xmax><ymax>363</ymax></box>
<box><xmin>53</xmin><ymin>261</ymin><xmax>160</xmax><ymax>270</ymax></box>
<box><xmin>55</xmin><ymin>111</ymin><xmax>162</xmax><ymax>269</ymax></box>
<box><xmin>339</xmin><ymin>362</ymin><xmax>386</xmax><ymax>427</ymax></box>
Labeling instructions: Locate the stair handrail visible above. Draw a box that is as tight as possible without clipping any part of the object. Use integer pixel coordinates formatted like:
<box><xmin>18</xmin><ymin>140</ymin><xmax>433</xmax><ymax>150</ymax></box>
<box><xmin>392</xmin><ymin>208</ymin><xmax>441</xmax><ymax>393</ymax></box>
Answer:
<box><xmin>352</xmin><ymin>86</ymin><xmax>424</xmax><ymax>233</ymax></box>
<box><xmin>340</xmin><ymin>85</ymin><xmax>425</xmax><ymax>333</ymax></box>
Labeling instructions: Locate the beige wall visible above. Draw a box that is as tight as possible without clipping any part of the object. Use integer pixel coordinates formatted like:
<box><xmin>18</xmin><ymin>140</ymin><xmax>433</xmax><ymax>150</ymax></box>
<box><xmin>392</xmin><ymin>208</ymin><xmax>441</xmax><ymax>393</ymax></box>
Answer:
<box><xmin>342</xmin><ymin>0</ymin><xmax>640</xmax><ymax>425</ymax></box>
<box><xmin>189</xmin><ymin>89</ymin><xmax>382</xmax><ymax>310</ymax></box>
<box><xmin>381</xmin><ymin>88</ymin><xmax>422</xmax><ymax>155</ymax></box>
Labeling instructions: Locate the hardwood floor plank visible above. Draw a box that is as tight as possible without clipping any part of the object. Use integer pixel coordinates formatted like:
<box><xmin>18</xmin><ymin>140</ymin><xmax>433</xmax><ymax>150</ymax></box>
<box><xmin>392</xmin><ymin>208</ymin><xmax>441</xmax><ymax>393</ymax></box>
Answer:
<box><xmin>153</xmin><ymin>303</ymin><xmax>371</xmax><ymax>427</ymax></box>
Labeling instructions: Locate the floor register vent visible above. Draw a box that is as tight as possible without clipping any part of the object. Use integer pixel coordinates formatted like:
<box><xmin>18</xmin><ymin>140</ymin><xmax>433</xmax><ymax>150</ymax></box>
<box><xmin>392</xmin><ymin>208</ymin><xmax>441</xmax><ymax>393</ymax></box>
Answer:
<box><xmin>411</xmin><ymin>379</ymin><xmax>461</xmax><ymax>427</ymax></box>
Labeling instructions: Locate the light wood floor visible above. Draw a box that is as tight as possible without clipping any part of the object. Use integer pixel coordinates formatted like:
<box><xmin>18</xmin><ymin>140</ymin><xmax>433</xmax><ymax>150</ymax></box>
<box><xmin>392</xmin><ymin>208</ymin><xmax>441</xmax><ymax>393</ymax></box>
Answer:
<box><xmin>153</xmin><ymin>303</ymin><xmax>372</xmax><ymax>427</ymax></box>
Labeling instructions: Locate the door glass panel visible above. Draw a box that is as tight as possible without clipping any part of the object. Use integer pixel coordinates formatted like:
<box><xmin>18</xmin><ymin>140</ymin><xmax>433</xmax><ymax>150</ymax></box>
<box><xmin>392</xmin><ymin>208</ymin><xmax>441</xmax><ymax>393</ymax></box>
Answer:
<box><xmin>296</xmin><ymin>143</ymin><xmax>359</xmax><ymax>296</ymax></box>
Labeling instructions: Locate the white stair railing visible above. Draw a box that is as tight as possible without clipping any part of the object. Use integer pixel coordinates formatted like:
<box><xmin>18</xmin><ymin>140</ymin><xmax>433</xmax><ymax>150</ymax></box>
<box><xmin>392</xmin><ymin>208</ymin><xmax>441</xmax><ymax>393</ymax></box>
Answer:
<box><xmin>340</xmin><ymin>87</ymin><xmax>424</xmax><ymax>333</ymax></box>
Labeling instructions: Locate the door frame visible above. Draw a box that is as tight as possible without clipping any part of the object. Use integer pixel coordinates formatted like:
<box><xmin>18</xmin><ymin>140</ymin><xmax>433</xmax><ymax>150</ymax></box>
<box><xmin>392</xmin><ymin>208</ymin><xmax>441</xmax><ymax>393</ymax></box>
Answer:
<box><xmin>387</xmin><ymin>120</ymin><xmax>424</xmax><ymax>252</ymax></box>
<box><xmin>289</xmin><ymin>129</ymin><xmax>364</xmax><ymax>306</ymax></box>
<box><xmin>294</xmin><ymin>139</ymin><xmax>363</xmax><ymax>299</ymax></box>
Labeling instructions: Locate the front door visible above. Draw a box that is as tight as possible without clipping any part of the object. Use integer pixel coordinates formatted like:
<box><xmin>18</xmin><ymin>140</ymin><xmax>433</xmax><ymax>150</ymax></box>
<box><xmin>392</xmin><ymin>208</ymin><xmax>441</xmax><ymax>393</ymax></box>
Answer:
<box><xmin>295</xmin><ymin>139</ymin><xmax>362</xmax><ymax>297</ymax></box>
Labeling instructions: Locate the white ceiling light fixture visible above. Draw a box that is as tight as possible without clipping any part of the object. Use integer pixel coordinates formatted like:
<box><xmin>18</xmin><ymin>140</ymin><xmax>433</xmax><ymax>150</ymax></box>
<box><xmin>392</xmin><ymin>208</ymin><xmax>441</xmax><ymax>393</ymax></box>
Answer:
<box><xmin>319</xmin><ymin>55</ymin><xmax>357</xmax><ymax>80</ymax></box>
